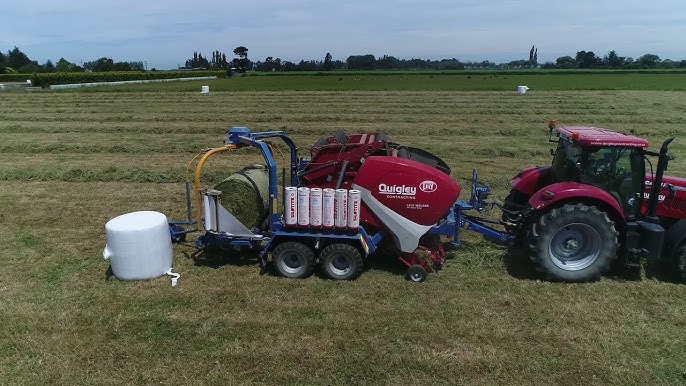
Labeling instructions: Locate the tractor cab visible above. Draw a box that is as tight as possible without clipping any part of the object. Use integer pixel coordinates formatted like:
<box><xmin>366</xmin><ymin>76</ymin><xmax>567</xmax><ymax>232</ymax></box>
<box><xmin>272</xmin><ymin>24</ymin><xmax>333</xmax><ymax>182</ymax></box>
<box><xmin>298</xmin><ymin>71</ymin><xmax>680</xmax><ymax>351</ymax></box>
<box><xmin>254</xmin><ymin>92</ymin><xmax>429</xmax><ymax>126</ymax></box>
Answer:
<box><xmin>550</xmin><ymin>125</ymin><xmax>649</xmax><ymax>219</ymax></box>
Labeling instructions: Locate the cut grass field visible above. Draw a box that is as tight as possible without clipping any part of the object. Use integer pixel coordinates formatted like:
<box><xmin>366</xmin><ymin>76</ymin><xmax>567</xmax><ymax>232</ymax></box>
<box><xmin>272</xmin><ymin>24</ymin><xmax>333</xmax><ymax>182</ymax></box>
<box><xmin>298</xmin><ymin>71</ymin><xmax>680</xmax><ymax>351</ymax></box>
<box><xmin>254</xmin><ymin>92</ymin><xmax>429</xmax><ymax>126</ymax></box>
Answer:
<box><xmin>1</xmin><ymin>76</ymin><xmax>686</xmax><ymax>385</ymax></box>
<box><xmin>61</xmin><ymin>71</ymin><xmax>686</xmax><ymax>92</ymax></box>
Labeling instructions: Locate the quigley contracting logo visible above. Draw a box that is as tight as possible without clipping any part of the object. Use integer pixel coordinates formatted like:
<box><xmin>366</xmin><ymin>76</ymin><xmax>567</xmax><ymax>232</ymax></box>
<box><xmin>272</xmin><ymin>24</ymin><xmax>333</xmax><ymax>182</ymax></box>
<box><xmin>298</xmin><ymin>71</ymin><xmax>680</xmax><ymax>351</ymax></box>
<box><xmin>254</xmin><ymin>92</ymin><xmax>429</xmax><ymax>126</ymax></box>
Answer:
<box><xmin>378</xmin><ymin>183</ymin><xmax>417</xmax><ymax>196</ymax></box>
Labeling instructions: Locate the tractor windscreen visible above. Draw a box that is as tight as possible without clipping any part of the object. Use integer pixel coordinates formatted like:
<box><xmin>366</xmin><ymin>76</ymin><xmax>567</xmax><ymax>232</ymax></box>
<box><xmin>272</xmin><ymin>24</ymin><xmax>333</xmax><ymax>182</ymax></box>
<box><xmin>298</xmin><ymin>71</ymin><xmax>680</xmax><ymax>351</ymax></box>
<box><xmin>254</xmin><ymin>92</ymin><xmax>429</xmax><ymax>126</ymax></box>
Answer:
<box><xmin>551</xmin><ymin>140</ymin><xmax>645</xmax><ymax>217</ymax></box>
<box><xmin>580</xmin><ymin>147</ymin><xmax>645</xmax><ymax>217</ymax></box>
<box><xmin>551</xmin><ymin>141</ymin><xmax>583</xmax><ymax>182</ymax></box>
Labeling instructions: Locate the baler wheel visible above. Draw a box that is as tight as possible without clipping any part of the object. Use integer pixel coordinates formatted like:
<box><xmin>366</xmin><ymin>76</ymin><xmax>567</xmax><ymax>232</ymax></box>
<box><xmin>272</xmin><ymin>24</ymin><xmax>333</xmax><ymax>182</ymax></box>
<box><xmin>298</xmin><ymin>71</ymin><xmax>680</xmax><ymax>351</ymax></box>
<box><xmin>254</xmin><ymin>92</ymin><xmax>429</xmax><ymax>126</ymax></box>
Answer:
<box><xmin>406</xmin><ymin>265</ymin><xmax>428</xmax><ymax>283</ymax></box>
<box><xmin>320</xmin><ymin>243</ymin><xmax>364</xmax><ymax>280</ymax></box>
<box><xmin>529</xmin><ymin>203</ymin><xmax>618</xmax><ymax>282</ymax></box>
<box><xmin>674</xmin><ymin>243</ymin><xmax>686</xmax><ymax>283</ymax></box>
<box><xmin>273</xmin><ymin>241</ymin><xmax>316</xmax><ymax>279</ymax></box>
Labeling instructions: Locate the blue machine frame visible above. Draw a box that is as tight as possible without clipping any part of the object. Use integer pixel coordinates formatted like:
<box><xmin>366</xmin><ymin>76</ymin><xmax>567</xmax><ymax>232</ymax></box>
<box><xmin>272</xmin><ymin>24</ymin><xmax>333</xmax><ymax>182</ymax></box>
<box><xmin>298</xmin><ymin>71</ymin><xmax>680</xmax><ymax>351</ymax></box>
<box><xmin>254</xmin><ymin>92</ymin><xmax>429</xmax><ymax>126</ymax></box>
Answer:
<box><xmin>431</xmin><ymin>169</ymin><xmax>515</xmax><ymax>246</ymax></box>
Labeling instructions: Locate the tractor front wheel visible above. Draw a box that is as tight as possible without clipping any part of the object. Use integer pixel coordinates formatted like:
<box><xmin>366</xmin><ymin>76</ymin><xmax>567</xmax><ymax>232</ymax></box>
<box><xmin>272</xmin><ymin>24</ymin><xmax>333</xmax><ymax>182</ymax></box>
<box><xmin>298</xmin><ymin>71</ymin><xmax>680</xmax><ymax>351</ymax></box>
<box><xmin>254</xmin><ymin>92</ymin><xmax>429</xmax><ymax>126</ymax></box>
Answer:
<box><xmin>273</xmin><ymin>241</ymin><xmax>316</xmax><ymax>279</ymax></box>
<box><xmin>529</xmin><ymin>203</ymin><xmax>618</xmax><ymax>282</ymax></box>
<box><xmin>320</xmin><ymin>243</ymin><xmax>364</xmax><ymax>280</ymax></box>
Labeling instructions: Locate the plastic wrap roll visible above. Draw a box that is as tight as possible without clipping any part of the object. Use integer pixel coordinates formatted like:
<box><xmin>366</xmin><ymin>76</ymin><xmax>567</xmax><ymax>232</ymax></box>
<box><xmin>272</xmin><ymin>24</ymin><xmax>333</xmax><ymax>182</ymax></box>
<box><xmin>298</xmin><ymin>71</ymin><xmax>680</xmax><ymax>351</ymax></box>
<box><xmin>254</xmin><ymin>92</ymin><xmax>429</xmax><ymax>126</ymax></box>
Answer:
<box><xmin>284</xmin><ymin>187</ymin><xmax>298</xmax><ymax>226</ymax></box>
<box><xmin>334</xmin><ymin>189</ymin><xmax>348</xmax><ymax>228</ymax></box>
<box><xmin>322</xmin><ymin>188</ymin><xmax>335</xmax><ymax>228</ymax></box>
<box><xmin>347</xmin><ymin>189</ymin><xmax>361</xmax><ymax>229</ymax></box>
<box><xmin>297</xmin><ymin>187</ymin><xmax>311</xmax><ymax>226</ymax></box>
<box><xmin>310</xmin><ymin>188</ymin><xmax>323</xmax><ymax>227</ymax></box>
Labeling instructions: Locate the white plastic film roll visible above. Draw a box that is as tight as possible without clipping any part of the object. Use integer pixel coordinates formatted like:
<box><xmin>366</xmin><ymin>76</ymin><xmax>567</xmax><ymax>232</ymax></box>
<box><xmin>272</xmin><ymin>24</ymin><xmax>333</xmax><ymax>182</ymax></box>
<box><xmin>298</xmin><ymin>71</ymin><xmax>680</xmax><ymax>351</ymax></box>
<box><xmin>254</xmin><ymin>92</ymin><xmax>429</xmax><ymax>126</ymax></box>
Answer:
<box><xmin>297</xmin><ymin>187</ymin><xmax>310</xmax><ymax>226</ymax></box>
<box><xmin>310</xmin><ymin>188</ymin><xmax>323</xmax><ymax>227</ymax></box>
<box><xmin>347</xmin><ymin>189</ymin><xmax>361</xmax><ymax>229</ymax></box>
<box><xmin>322</xmin><ymin>188</ymin><xmax>335</xmax><ymax>228</ymax></box>
<box><xmin>284</xmin><ymin>187</ymin><xmax>298</xmax><ymax>226</ymax></box>
<box><xmin>334</xmin><ymin>189</ymin><xmax>348</xmax><ymax>228</ymax></box>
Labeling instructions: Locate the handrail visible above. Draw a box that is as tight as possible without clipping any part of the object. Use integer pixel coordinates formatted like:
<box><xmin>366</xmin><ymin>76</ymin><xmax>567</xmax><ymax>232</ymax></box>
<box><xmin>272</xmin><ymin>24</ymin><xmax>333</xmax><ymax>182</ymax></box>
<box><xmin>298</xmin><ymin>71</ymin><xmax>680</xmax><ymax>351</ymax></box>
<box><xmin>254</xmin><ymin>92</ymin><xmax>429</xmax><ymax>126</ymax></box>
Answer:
<box><xmin>193</xmin><ymin>145</ymin><xmax>239</xmax><ymax>228</ymax></box>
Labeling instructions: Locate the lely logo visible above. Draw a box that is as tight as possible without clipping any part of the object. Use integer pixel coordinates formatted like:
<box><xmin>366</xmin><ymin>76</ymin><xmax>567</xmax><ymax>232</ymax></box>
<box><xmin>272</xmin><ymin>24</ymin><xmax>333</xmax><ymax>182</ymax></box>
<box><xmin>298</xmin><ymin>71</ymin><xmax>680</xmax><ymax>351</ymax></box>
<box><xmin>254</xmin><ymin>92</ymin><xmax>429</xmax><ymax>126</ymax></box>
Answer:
<box><xmin>419</xmin><ymin>180</ymin><xmax>438</xmax><ymax>193</ymax></box>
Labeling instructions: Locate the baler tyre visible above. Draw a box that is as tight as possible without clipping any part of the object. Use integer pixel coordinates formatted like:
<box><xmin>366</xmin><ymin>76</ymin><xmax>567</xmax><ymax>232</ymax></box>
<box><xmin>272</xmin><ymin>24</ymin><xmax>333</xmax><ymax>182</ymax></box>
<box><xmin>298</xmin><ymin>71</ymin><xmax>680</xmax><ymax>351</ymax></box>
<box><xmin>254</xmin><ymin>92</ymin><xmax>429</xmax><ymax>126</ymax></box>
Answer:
<box><xmin>502</xmin><ymin>189</ymin><xmax>529</xmax><ymax>233</ymax></box>
<box><xmin>529</xmin><ymin>203</ymin><xmax>618</xmax><ymax>282</ymax></box>
<box><xmin>406</xmin><ymin>265</ymin><xmax>428</xmax><ymax>283</ymax></box>
<box><xmin>674</xmin><ymin>243</ymin><xmax>686</xmax><ymax>283</ymax></box>
<box><xmin>273</xmin><ymin>241</ymin><xmax>316</xmax><ymax>279</ymax></box>
<box><xmin>320</xmin><ymin>243</ymin><xmax>364</xmax><ymax>281</ymax></box>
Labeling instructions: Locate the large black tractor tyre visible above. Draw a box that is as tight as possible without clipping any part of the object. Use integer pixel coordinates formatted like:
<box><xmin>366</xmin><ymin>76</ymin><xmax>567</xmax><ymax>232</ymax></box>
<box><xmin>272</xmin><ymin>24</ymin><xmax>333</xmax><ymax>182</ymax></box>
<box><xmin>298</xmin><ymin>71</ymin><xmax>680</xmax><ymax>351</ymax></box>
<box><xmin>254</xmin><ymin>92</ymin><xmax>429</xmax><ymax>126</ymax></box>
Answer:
<box><xmin>320</xmin><ymin>243</ymin><xmax>364</xmax><ymax>281</ymax></box>
<box><xmin>529</xmin><ymin>203</ymin><xmax>618</xmax><ymax>282</ymax></box>
<box><xmin>502</xmin><ymin>189</ymin><xmax>530</xmax><ymax>233</ymax></box>
<box><xmin>272</xmin><ymin>241</ymin><xmax>316</xmax><ymax>279</ymax></box>
<box><xmin>674</xmin><ymin>243</ymin><xmax>686</xmax><ymax>283</ymax></box>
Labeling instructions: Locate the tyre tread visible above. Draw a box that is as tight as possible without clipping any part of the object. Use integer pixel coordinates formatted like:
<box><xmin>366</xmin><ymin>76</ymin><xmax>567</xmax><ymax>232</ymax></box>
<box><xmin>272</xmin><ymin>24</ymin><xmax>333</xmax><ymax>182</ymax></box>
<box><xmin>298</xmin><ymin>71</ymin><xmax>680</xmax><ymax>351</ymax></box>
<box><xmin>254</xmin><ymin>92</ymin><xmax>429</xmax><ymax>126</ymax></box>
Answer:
<box><xmin>320</xmin><ymin>243</ymin><xmax>364</xmax><ymax>280</ymax></box>
<box><xmin>272</xmin><ymin>241</ymin><xmax>316</xmax><ymax>279</ymax></box>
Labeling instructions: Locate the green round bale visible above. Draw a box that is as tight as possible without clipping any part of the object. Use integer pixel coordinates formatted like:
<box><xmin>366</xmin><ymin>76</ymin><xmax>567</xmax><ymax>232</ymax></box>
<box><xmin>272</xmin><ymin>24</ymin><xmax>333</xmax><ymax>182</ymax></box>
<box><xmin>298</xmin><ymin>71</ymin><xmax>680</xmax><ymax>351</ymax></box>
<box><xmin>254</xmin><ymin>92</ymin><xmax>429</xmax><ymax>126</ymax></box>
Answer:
<box><xmin>213</xmin><ymin>165</ymin><xmax>270</xmax><ymax>229</ymax></box>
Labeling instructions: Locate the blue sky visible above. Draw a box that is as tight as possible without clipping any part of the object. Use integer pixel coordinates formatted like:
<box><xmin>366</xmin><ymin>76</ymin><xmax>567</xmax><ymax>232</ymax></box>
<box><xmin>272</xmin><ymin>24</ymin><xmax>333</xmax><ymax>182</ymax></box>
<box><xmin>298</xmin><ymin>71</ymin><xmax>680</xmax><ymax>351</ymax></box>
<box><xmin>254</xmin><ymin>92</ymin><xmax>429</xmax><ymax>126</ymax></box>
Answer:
<box><xmin>2</xmin><ymin>0</ymin><xmax>685</xmax><ymax>69</ymax></box>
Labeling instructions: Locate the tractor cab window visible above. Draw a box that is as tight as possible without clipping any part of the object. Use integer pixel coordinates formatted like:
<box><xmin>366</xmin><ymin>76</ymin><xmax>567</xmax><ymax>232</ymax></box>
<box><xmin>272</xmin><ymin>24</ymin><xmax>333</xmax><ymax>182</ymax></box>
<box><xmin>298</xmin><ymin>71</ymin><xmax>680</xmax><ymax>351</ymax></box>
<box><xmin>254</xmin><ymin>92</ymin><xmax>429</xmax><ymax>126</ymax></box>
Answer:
<box><xmin>551</xmin><ymin>140</ymin><xmax>583</xmax><ymax>182</ymax></box>
<box><xmin>580</xmin><ymin>147</ymin><xmax>644</xmax><ymax>218</ymax></box>
<box><xmin>551</xmin><ymin>141</ymin><xmax>644</xmax><ymax>218</ymax></box>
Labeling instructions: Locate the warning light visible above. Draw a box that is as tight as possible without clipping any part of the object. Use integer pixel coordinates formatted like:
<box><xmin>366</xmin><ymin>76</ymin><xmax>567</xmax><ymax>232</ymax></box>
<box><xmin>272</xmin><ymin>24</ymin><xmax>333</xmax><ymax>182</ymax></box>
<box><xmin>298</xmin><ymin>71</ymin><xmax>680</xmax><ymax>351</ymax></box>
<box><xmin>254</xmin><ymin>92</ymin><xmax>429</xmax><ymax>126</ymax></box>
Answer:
<box><xmin>571</xmin><ymin>132</ymin><xmax>580</xmax><ymax>141</ymax></box>
<box><xmin>548</xmin><ymin>120</ymin><xmax>557</xmax><ymax>129</ymax></box>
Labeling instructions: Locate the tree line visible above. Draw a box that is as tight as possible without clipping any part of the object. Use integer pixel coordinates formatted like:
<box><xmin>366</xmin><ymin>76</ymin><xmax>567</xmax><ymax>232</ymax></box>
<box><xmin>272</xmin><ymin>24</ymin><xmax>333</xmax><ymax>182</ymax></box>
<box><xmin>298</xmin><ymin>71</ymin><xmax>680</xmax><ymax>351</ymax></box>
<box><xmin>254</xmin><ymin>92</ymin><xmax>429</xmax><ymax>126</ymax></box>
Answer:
<box><xmin>340</xmin><ymin>50</ymin><xmax>686</xmax><ymax>71</ymax></box>
<box><xmin>251</xmin><ymin>48</ymin><xmax>686</xmax><ymax>72</ymax></box>
<box><xmin>3</xmin><ymin>45</ymin><xmax>686</xmax><ymax>75</ymax></box>
<box><xmin>182</xmin><ymin>46</ymin><xmax>249</xmax><ymax>72</ymax></box>
<box><xmin>0</xmin><ymin>47</ymin><xmax>147</xmax><ymax>74</ymax></box>
<box><xmin>541</xmin><ymin>51</ymin><xmax>685</xmax><ymax>69</ymax></box>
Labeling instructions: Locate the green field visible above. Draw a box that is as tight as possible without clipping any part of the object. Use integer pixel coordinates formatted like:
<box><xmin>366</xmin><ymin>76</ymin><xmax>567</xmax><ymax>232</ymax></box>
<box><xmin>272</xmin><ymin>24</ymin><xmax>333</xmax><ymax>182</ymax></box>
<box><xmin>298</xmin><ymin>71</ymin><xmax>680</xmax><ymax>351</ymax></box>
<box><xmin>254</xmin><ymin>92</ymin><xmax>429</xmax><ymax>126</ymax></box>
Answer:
<box><xmin>59</xmin><ymin>71</ymin><xmax>686</xmax><ymax>92</ymax></box>
<box><xmin>1</xmin><ymin>74</ymin><xmax>686</xmax><ymax>385</ymax></box>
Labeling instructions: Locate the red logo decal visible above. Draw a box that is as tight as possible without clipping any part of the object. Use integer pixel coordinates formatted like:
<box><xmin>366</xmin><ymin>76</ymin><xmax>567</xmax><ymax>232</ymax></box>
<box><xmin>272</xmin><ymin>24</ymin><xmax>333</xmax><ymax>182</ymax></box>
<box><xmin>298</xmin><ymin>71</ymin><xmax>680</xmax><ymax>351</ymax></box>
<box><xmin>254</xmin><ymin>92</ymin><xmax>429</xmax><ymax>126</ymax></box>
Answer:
<box><xmin>419</xmin><ymin>180</ymin><xmax>437</xmax><ymax>193</ymax></box>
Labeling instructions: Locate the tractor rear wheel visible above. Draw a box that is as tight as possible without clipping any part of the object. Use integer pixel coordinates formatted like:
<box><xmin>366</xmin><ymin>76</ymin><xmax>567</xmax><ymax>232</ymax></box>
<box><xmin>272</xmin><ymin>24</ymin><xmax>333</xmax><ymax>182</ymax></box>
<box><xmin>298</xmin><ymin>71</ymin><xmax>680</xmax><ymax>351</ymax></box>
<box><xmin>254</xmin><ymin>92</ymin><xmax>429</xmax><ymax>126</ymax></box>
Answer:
<box><xmin>273</xmin><ymin>241</ymin><xmax>316</xmax><ymax>279</ymax></box>
<box><xmin>320</xmin><ymin>243</ymin><xmax>364</xmax><ymax>280</ymax></box>
<box><xmin>674</xmin><ymin>243</ymin><xmax>686</xmax><ymax>283</ymax></box>
<box><xmin>529</xmin><ymin>203</ymin><xmax>618</xmax><ymax>282</ymax></box>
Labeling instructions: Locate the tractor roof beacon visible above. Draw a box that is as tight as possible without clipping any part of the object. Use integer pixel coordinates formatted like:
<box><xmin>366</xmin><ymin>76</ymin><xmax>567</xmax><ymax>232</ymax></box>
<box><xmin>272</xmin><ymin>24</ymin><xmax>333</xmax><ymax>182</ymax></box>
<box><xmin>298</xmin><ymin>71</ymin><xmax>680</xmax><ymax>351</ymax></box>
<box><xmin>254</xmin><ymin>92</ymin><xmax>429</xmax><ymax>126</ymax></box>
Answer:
<box><xmin>506</xmin><ymin>122</ymin><xmax>685</xmax><ymax>282</ymax></box>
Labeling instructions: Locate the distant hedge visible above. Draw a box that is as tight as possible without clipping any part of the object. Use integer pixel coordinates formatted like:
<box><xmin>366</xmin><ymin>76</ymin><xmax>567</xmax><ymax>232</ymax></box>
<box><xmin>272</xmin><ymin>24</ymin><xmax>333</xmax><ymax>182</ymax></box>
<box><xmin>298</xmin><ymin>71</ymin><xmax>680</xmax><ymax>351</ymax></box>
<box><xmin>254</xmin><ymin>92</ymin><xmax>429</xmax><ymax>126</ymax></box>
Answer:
<box><xmin>0</xmin><ymin>73</ymin><xmax>31</xmax><ymax>83</ymax></box>
<box><xmin>257</xmin><ymin>69</ymin><xmax>686</xmax><ymax>77</ymax></box>
<box><xmin>0</xmin><ymin>70</ymin><xmax>226</xmax><ymax>87</ymax></box>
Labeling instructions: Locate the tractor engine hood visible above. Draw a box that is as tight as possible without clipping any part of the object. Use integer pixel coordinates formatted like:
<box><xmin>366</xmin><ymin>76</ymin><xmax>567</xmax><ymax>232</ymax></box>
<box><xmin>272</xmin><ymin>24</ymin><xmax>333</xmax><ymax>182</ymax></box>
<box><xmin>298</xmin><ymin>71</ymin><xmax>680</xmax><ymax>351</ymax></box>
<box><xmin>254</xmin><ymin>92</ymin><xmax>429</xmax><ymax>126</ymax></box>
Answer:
<box><xmin>643</xmin><ymin>175</ymin><xmax>686</xmax><ymax>220</ymax></box>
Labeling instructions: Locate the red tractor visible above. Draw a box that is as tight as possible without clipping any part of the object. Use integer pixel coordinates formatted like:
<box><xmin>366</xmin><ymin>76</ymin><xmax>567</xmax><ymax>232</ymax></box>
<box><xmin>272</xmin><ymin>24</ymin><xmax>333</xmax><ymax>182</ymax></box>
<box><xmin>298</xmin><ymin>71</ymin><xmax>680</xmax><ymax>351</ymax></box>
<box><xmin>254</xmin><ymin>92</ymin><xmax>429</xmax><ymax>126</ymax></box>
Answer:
<box><xmin>504</xmin><ymin>122</ymin><xmax>686</xmax><ymax>282</ymax></box>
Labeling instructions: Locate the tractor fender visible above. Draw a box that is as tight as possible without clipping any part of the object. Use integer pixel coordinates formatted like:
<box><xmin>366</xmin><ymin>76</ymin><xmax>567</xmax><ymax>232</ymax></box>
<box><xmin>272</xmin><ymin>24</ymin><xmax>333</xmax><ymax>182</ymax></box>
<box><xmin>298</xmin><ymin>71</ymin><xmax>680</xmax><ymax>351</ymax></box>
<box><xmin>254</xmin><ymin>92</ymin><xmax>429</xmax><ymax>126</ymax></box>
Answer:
<box><xmin>664</xmin><ymin>218</ymin><xmax>686</xmax><ymax>259</ymax></box>
<box><xmin>528</xmin><ymin>182</ymin><xmax>626</xmax><ymax>222</ymax></box>
<box><xmin>510</xmin><ymin>166</ymin><xmax>551</xmax><ymax>196</ymax></box>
